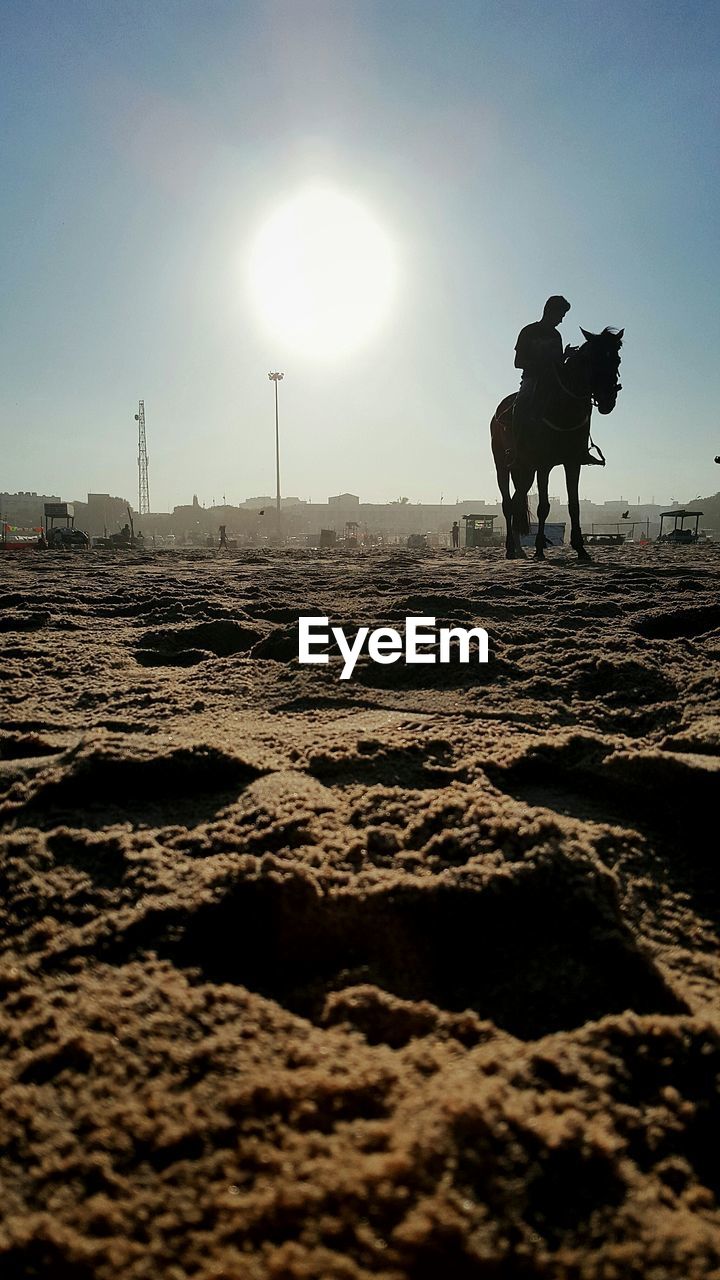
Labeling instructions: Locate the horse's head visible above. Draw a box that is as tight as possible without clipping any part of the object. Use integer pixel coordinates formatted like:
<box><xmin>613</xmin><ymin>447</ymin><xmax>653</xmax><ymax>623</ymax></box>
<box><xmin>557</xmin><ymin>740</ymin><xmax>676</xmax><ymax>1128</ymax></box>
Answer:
<box><xmin>578</xmin><ymin>326</ymin><xmax>623</xmax><ymax>414</ymax></box>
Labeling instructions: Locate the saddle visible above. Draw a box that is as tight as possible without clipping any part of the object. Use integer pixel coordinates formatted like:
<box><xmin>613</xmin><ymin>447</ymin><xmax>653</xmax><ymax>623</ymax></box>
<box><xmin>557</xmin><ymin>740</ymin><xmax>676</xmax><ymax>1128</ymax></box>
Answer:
<box><xmin>497</xmin><ymin>393</ymin><xmax>606</xmax><ymax>467</ymax></box>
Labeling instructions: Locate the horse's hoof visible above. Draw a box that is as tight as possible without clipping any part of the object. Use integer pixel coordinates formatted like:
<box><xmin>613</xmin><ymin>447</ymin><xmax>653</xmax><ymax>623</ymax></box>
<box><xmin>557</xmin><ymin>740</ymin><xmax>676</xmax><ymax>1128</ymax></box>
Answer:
<box><xmin>577</xmin><ymin>550</ymin><xmax>592</xmax><ymax>562</ymax></box>
<box><xmin>533</xmin><ymin>551</ymin><xmax>545</xmax><ymax>561</ymax></box>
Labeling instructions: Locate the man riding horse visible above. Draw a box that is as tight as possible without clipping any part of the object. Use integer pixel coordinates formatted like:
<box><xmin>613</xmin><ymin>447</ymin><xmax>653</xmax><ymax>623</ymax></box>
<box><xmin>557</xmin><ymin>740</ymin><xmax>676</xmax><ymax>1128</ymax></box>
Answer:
<box><xmin>512</xmin><ymin>296</ymin><xmax>604</xmax><ymax>468</ymax></box>
<box><xmin>491</xmin><ymin>313</ymin><xmax>623</xmax><ymax>561</ymax></box>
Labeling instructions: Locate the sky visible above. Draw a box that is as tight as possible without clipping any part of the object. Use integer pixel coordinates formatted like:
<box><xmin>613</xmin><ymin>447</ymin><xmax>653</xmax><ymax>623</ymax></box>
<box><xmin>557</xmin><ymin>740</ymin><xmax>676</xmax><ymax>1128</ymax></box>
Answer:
<box><xmin>2</xmin><ymin>0</ymin><xmax>719</xmax><ymax>511</ymax></box>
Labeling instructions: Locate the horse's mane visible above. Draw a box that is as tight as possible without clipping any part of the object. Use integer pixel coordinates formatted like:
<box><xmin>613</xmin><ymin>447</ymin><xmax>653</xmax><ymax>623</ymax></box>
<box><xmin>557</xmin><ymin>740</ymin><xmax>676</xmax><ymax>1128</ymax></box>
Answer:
<box><xmin>601</xmin><ymin>326</ymin><xmax>623</xmax><ymax>343</ymax></box>
<box><xmin>564</xmin><ymin>327</ymin><xmax>623</xmax><ymax>364</ymax></box>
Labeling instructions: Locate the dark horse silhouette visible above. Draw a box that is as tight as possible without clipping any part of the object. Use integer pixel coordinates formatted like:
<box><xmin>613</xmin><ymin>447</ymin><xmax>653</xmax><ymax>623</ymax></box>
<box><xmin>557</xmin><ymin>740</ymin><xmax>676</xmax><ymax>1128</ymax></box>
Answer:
<box><xmin>491</xmin><ymin>328</ymin><xmax>623</xmax><ymax>561</ymax></box>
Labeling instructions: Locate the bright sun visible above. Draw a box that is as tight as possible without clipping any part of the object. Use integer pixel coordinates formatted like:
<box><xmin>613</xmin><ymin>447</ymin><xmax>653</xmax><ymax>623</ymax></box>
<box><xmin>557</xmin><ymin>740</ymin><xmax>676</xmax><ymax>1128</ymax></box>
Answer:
<box><xmin>248</xmin><ymin>185</ymin><xmax>398</xmax><ymax>361</ymax></box>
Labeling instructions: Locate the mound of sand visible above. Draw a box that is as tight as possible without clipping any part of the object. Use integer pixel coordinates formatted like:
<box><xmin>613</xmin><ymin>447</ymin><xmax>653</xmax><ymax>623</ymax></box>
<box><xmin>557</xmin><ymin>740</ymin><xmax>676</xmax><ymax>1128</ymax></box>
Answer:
<box><xmin>1</xmin><ymin>544</ymin><xmax>719</xmax><ymax>1277</ymax></box>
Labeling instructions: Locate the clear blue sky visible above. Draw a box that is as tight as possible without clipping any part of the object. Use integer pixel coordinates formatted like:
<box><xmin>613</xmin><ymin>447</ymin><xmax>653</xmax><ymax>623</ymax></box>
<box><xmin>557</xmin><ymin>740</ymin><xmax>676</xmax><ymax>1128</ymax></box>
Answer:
<box><xmin>2</xmin><ymin>0</ymin><xmax>719</xmax><ymax>509</ymax></box>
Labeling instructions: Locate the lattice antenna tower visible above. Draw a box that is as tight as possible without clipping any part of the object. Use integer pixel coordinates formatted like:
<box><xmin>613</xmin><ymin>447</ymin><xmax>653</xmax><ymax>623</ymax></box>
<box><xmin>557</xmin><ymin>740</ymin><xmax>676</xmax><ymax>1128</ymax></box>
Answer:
<box><xmin>134</xmin><ymin>400</ymin><xmax>150</xmax><ymax>515</ymax></box>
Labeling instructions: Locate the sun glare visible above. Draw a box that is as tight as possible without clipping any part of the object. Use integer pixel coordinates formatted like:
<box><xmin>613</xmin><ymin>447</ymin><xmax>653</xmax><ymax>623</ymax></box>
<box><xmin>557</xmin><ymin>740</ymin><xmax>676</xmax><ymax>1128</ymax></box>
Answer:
<box><xmin>248</xmin><ymin>186</ymin><xmax>398</xmax><ymax>361</ymax></box>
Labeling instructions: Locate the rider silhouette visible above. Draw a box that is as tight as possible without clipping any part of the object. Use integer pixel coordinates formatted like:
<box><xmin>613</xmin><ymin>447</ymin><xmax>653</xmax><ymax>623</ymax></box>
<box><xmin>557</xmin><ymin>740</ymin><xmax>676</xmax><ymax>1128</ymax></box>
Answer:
<box><xmin>512</xmin><ymin>295</ymin><xmax>570</xmax><ymax>457</ymax></box>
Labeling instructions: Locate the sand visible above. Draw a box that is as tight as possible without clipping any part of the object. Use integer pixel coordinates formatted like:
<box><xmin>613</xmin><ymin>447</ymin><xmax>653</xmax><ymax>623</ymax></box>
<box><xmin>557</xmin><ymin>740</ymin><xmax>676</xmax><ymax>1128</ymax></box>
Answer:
<box><xmin>1</xmin><ymin>543</ymin><xmax>719</xmax><ymax>1279</ymax></box>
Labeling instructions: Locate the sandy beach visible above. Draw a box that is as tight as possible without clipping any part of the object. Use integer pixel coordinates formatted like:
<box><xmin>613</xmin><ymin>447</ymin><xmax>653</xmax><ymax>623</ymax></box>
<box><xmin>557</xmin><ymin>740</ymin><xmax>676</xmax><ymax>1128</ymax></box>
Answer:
<box><xmin>1</xmin><ymin>543</ymin><xmax>719</xmax><ymax>1278</ymax></box>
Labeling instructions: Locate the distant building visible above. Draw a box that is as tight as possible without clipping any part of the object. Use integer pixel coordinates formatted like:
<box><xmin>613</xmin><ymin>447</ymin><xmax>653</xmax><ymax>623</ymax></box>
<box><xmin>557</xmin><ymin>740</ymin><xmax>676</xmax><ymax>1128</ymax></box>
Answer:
<box><xmin>81</xmin><ymin>493</ymin><xmax>132</xmax><ymax>536</ymax></box>
<box><xmin>1</xmin><ymin>491</ymin><xmax>61</xmax><ymax>527</ymax></box>
<box><xmin>328</xmin><ymin>493</ymin><xmax>360</xmax><ymax>507</ymax></box>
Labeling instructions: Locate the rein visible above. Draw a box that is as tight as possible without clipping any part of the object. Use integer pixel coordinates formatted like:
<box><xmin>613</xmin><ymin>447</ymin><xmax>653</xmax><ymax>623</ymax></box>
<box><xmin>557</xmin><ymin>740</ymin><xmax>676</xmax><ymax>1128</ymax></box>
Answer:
<box><xmin>540</xmin><ymin>360</ymin><xmax>592</xmax><ymax>432</ymax></box>
<box><xmin>553</xmin><ymin>360</ymin><xmax>589</xmax><ymax>402</ymax></box>
<box><xmin>541</xmin><ymin>414</ymin><xmax>590</xmax><ymax>432</ymax></box>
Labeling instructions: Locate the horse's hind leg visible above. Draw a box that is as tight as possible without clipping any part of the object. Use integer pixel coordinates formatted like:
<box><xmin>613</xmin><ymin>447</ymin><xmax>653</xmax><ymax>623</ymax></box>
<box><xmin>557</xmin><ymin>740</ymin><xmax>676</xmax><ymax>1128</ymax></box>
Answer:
<box><xmin>565</xmin><ymin>462</ymin><xmax>591</xmax><ymax>561</ymax></box>
<box><xmin>534</xmin><ymin>467</ymin><xmax>550</xmax><ymax>560</ymax></box>
<box><xmin>492</xmin><ymin>430</ymin><xmax>517</xmax><ymax>559</ymax></box>
<box><xmin>510</xmin><ymin>465</ymin><xmax>534</xmax><ymax>559</ymax></box>
<box><xmin>510</xmin><ymin>493</ymin><xmax>527</xmax><ymax>557</ymax></box>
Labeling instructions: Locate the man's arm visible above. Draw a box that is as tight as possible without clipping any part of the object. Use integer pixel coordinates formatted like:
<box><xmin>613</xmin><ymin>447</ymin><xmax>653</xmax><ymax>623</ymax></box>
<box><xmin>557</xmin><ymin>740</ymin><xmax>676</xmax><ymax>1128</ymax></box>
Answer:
<box><xmin>514</xmin><ymin>326</ymin><xmax>533</xmax><ymax>370</ymax></box>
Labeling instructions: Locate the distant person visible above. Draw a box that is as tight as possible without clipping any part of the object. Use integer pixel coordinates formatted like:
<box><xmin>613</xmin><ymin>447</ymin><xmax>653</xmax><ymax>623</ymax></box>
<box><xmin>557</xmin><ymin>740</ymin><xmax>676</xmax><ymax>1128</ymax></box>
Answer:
<box><xmin>451</xmin><ymin>520</ymin><xmax>460</xmax><ymax>548</ymax></box>
<box><xmin>219</xmin><ymin>524</ymin><xmax>228</xmax><ymax>549</ymax></box>
<box><xmin>512</xmin><ymin>296</ymin><xmax>570</xmax><ymax>457</ymax></box>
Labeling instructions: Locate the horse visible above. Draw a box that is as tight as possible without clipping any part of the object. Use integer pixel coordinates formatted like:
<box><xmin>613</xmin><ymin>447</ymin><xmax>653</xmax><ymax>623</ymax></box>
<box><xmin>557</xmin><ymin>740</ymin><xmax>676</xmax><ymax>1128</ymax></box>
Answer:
<box><xmin>491</xmin><ymin>327</ymin><xmax>623</xmax><ymax>561</ymax></box>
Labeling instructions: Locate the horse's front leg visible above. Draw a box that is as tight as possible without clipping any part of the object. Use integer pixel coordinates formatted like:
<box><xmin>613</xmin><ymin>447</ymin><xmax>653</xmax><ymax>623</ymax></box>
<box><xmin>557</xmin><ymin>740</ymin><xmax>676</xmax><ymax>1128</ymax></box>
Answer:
<box><xmin>534</xmin><ymin>467</ymin><xmax>550</xmax><ymax>560</ymax></box>
<box><xmin>565</xmin><ymin>462</ymin><xmax>591</xmax><ymax>561</ymax></box>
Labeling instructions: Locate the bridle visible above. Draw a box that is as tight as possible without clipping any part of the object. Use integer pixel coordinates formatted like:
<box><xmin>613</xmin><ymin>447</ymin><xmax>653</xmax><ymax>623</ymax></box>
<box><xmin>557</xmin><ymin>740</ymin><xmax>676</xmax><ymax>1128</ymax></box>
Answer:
<box><xmin>541</xmin><ymin>344</ymin><xmax>620</xmax><ymax>429</ymax></box>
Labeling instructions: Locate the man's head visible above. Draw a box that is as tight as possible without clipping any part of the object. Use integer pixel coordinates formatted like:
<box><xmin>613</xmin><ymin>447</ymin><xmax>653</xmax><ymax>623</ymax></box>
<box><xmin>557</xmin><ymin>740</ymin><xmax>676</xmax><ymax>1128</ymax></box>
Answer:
<box><xmin>543</xmin><ymin>295</ymin><xmax>571</xmax><ymax>325</ymax></box>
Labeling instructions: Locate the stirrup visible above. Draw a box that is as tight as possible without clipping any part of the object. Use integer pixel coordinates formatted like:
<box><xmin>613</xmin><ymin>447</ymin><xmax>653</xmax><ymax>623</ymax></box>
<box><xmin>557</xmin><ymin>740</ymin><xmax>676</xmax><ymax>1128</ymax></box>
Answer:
<box><xmin>584</xmin><ymin>438</ymin><xmax>606</xmax><ymax>466</ymax></box>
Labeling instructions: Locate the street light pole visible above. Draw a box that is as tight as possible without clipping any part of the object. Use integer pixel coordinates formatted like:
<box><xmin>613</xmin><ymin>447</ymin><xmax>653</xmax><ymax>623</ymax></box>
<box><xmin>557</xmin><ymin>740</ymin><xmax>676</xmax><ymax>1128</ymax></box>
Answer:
<box><xmin>268</xmin><ymin>371</ymin><xmax>284</xmax><ymax>541</ymax></box>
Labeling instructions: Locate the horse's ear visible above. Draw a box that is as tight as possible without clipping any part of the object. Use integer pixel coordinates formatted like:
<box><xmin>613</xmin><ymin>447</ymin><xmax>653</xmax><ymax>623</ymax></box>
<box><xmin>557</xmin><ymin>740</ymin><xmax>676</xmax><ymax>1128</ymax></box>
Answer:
<box><xmin>616</xmin><ymin>328</ymin><xmax>624</xmax><ymax>340</ymax></box>
<box><xmin>580</xmin><ymin>327</ymin><xmax>594</xmax><ymax>341</ymax></box>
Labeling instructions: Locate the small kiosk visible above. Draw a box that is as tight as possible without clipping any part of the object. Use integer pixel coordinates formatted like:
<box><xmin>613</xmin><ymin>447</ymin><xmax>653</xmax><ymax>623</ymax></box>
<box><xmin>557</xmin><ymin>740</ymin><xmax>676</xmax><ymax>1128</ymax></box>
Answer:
<box><xmin>463</xmin><ymin>514</ymin><xmax>499</xmax><ymax>548</ymax></box>
<box><xmin>657</xmin><ymin>509</ymin><xmax>702</xmax><ymax>544</ymax></box>
<box><xmin>44</xmin><ymin>502</ymin><xmax>76</xmax><ymax>537</ymax></box>
<box><xmin>43</xmin><ymin>502</ymin><xmax>89</xmax><ymax>549</ymax></box>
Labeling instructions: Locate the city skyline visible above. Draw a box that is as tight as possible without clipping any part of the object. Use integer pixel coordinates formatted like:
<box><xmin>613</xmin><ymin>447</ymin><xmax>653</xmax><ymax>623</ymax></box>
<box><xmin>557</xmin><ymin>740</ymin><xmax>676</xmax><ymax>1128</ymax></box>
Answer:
<box><xmin>1</xmin><ymin>483</ymin><xmax>705</xmax><ymax>519</ymax></box>
<box><xmin>2</xmin><ymin>1</ymin><xmax>719</xmax><ymax>509</ymax></box>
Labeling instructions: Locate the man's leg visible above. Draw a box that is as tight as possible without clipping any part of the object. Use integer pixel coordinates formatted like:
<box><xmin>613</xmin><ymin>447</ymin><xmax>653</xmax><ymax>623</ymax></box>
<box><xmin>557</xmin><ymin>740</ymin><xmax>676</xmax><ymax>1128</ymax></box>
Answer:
<box><xmin>511</xmin><ymin>376</ymin><xmax>536</xmax><ymax>461</ymax></box>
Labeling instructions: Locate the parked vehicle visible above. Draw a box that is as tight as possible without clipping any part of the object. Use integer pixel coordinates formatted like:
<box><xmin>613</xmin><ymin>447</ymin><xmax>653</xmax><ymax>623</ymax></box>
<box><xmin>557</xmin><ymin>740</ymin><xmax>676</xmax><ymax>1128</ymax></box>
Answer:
<box><xmin>47</xmin><ymin>527</ymin><xmax>90</xmax><ymax>550</ymax></box>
